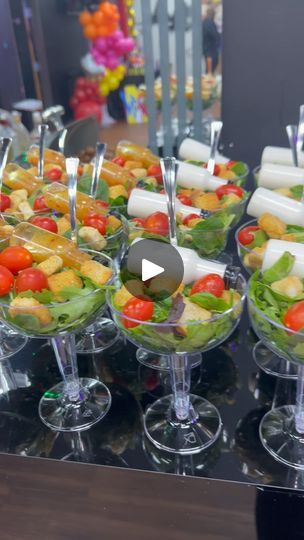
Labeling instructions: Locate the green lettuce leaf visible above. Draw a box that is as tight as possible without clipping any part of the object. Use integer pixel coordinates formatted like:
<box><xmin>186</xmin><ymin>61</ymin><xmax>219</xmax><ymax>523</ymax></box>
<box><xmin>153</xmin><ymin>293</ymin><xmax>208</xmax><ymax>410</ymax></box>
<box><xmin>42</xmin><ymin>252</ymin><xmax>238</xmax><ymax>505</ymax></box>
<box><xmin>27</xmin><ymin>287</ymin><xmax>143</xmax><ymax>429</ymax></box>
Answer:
<box><xmin>263</xmin><ymin>252</ymin><xmax>295</xmax><ymax>283</ymax></box>
<box><xmin>190</xmin><ymin>292</ymin><xmax>229</xmax><ymax>312</ymax></box>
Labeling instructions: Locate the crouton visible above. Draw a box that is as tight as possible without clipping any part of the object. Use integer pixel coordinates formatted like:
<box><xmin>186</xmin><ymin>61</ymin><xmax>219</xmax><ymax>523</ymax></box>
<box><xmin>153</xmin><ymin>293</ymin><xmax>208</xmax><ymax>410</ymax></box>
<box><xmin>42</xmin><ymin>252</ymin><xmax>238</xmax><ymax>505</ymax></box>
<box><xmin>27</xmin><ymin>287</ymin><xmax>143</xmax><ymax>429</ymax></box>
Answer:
<box><xmin>274</xmin><ymin>188</ymin><xmax>292</xmax><ymax>198</ymax></box>
<box><xmin>177</xmin><ymin>298</ymin><xmax>211</xmax><ymax>336</ymax></box>
<box><xmin>57</xmin><ymin>216</ymin><xmax>71</xmax><ymax>236</ymax></box>
<box><xmin>107</xmin><ymin>215</ymin><xmax>122</xmax><ymax>232</ymax></box>
<box><xmin>218</xmin><ymin>170</ymin><xmax>236</xmax><ymax>180</ymax></box>
<box><xmin>220</xmin><ymin>193</ymin><xmax>242</xmax><ymax>208</ymax></box>
<box><xmin>114</xmin><ymin>280</ymin><xmax>144</xmax><ymax>306</ymax></box>
<box><xmin>123</xmin><ymin>160</ymin><xmax>142</xmax><ymax>170</ymax></box>
<box><xmin>108</xmin><ymin>185</ymin><xmax>128</xmax><ymax>200</ymax></box>
<box><xmin>192</xmin><ymin>192</ymin><xmax>220</xmax><ymax>211</ymax></box>
<box><xmin>0</xmin><ymin>224</ymin><xmax>14</xmax><ymax>238</ymax></box>
<box><xmin>37</xmin><ymin>255</ymin><xmax>63</xmax><ymax>277</ymax></box>
<box><xmin>9</xmin><ymin>297</ymin><xmax>52</xmax><ymax>326</ymax></box>
<box><xmin>18</xmin><ymin>201</ymin><xmax>34</xmax><ymax>220</ymax></box>
<box><xmin>78</xmin><ymin>226</ymin><xmax>107</xmax><ymax>251</ymax></box>
<box><xmin>271</xmin><ymin>276</ymin><xmax>303</xmax><ymax>298</ymax></box>
<box><xmin>131</xmin><ymin>168</ymin><xmax>147</xmax><ymax>179</ymax></box>
<box><xmin>221</xmin><ymin>289</ymin><xmax>242</xmax><ymax>316</ymax></box>
<box><xmin>9</xmin><ymin>191</ymin><xmax>26</xmax><ymax>210</ymax></box>
<box><xmin>48</xmin><ymin>270</ymin><xmax>82</xmax><ymax>301</ymax></box>
<box><xmin>80</xmin><ymin>260</ymin><xmax>112</xmax><ymax>286</ymax></box>
<box><xmin>243</xmin><ymin>245</ymin><xmax>266</xmax><ymax>270</ymax></box>
<box><xmin>10</xmin><ymin>189</ymin><xmax>28</xmax><ymax>202</ymax></box>
<box><xmin>258</xmin><ymin>213</ymin><xmax>286</xmax><ymax>238</ymax></box>
<box><xmin>143</xmin><ymin>176</ymin><xmax>158</xmax><ymax>187</ymax></box>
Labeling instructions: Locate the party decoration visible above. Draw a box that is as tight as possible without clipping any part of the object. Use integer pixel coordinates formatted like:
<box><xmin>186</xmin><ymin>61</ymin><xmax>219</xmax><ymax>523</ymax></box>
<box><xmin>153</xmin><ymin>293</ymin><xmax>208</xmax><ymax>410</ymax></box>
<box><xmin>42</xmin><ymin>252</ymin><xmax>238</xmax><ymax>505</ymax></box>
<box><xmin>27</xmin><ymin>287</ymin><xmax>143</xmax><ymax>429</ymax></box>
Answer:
<box><xmin>120</xmin><ymin>85</ymin><xmax>148</xmax><ymax>124</ymax></box>
<box><xmin>79</xmin><ymin>2</ymin><xmax>120</xmax><ymax>40</ymax></box>
<box><xmin>98</xmin><ymin>65</ymin><xmax>126</xmax><ymax>98</ymax></box>
<box><xmin>81</xmin><ymin>53</ymin><xmax>105</xmax><ymax>76</ymax></box>
<box><xmin>69</xmin><ymin>77</ymin><xmax>104</xmax><ymax>121</ymax></box>
<box><xmin>74</xmin><ymin>101</ymin><xmax>102</xmax><ymax>123</ymax></box>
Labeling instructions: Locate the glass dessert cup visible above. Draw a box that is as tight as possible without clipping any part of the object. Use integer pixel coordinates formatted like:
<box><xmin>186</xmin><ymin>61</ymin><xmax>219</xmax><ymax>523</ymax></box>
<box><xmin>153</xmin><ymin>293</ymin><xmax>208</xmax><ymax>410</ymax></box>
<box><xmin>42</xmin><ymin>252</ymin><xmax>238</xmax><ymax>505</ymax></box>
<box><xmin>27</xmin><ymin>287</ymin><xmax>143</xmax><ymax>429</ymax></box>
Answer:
<box><xmin>0</xmin><ymin>250</ymin><xmax>113</xmax><ymax>432</ymax></box>
<box><xmin>107</xmin><ymin>274</ymin><xmax>246</xmax><ymax>454</ymax></box>
<box><xmin>248</xmin><ymin>295</ymin><xmax>304</xmax><ymax>469</ymax></box>
<box><xmin>235</xmin><ymin>219</ymin><xmax>265</xmax><ymax>276</ymax></box>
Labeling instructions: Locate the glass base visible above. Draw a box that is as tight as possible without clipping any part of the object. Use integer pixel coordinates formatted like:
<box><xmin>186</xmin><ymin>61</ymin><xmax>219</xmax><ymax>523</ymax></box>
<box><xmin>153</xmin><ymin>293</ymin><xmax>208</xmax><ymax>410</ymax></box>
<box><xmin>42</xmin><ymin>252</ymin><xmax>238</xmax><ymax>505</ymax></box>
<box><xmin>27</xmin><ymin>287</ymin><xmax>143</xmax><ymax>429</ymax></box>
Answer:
<box><xmin>260</xmin><ymin>405</ymin><xmax>304</xmax><ymax>470</ymax></box>
<box><xmin>253</xmin><ymin>341</ymin><xmax>298</xmax><ymax>379</ymax></box>
<box><xmin>136</xmin><ymin>348</ymin><xmax>202</xmax><ymax>371</ymax></box>
<box><xmin>0</xmin><ymin>332</ymin><xmax>28</xmax><ymax>359</ymax></box>
<box><xmin>39</xmin><ymin>377</ymin><xmax>111</xmax><ymax>432</ymax></box>
<box><xmin>144</xmin><ymin>394</ymin><xmax>222</xmax><ymax>455</ymax></box>
<box><xmin>75</xmin><ymin>318</ymin><xmax>120</xmax><ymax>355</ymax></box>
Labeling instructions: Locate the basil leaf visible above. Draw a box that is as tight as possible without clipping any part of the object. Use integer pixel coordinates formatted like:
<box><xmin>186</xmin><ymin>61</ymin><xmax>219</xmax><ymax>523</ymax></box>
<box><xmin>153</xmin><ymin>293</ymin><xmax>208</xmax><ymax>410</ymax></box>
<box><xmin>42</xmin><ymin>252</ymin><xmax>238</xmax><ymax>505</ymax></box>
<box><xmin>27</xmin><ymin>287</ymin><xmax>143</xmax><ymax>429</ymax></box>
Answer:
<box><xmin>263</xmin><ymin>252</ymin><xmax>295</xmax><ymax>283</ymax></box>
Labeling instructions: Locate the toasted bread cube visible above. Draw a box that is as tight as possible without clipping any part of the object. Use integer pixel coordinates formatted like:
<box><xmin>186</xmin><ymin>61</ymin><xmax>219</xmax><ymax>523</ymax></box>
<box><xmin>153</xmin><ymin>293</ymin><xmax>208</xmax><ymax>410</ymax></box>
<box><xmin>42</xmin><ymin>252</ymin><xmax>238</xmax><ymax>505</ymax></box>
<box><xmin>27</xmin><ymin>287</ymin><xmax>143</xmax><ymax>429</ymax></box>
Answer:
<box><xmin>274</xmin><ymin>188</ymin><xmax>292</xmax><ymax>198</ymax></box>
<box><xmin>243</xmin><ymin>245</ymin><xmax>266</xmax><ymax>270</ymax></box>
<box><xmin>271</xmin><ymin>276</ymin><xmax>303</xmax><ymax>298</ymax></box>
<box><xmin>219</xmin><ymin>170</ymin><xmax>236</xmax><ymax>180</ymax></box>
<box><xmin>114</xmin><ymin>280</ymin><xmax>144</xmax><ymax>306</ymax></box>
<box><xmin>221</xmin><ymin>289</ymin><xmax>241</xmax><ymax>306</ymax></box>
<box><xmin>37</xmin><ymin>255</ymin><xmax>63</xmax><ymax>277</ymax></box>
<box><xmin>57</xmin><ymin>216</ymin><xmax>71</xmax><ymax>236</ymax></box>
<box><xmin>0</xmin><ymin>224</ymin><xmax>14</xmax><ymax>238</ymax></box>
<box><xmin>48</xmin><ymin>269</ymin><xmax>82</xmax><ymax>301</ymax></box>
<box><xmin>124</xmin><ymin>160</ymin><xmax>142</xmax><ymax>170</ymax></box>
<box><xmin>78</xmin><ymin>226</ymin><xmax>107</xmax><ymax>251</ymax></box>
<box><xmin>258</xmin><ymin>213</ymin><xmax>286</xmax><ymax>238</ymax></box>
<box><xmin>18</xmin><ymin>201</ymin><xmax>34</xmax><ymax>220</ymax></box>
<box><xmin>131</xmin><ymin>168</ymin><xmax>147</xmax><ymax>179</ymax></box>
<box><xmin>177</xmin><ymin>298</ymin><xmax>211</xmax><ymax>335</ymax></box>
<box><xmin>192</xmin><ymin>192</ymin><xmax>220</xmax><ymax>211</ymax></box>
<box><xmin>80</xmin><ymin>260</ymin><xmax>112</xmax><ymax>286</ymax></box>
<box><xmin>220</xmin><ymin>193</ymin><xmax>242</xmax><ymax>208</ymax></box>
<box><xmin>109</xmin><ymin>185</ymin><xmax>128</xmax><ymax>200</ymax></box>
<box><xmin>107</xmin><ymin>215</ymin><xmax>122</xmax><ymax>232</ymax></box>
<box><xmin>9</xmin><ymin>297</ymin><xmax>52</xmax><ymax>326</ymax></box>
<box><xmin>11</xmin><ymin>189</ymin><xmax>28</xmax><ymax>201</ymax></box>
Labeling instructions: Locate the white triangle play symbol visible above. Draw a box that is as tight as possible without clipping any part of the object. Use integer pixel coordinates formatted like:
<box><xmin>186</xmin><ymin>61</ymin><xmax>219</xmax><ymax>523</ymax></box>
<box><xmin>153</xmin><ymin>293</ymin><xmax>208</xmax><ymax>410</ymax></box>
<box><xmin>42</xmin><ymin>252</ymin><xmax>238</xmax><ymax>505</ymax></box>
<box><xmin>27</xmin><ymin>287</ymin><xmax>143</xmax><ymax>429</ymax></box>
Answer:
<box><xmin>142</xmin><ymin>258</ymin><xmax>165</xmax><ymax>282</ymax></box>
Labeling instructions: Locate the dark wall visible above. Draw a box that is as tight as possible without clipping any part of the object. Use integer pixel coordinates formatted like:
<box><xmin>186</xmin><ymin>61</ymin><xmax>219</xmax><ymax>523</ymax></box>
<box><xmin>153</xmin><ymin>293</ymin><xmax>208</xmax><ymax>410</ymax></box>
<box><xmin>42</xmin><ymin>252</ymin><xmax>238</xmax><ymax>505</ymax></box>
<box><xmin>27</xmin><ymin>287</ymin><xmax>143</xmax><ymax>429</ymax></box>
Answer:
<box><xmin>222</xmin><ymin>0</ymin><xmax>304</xmax><ymax>168</ymax></box>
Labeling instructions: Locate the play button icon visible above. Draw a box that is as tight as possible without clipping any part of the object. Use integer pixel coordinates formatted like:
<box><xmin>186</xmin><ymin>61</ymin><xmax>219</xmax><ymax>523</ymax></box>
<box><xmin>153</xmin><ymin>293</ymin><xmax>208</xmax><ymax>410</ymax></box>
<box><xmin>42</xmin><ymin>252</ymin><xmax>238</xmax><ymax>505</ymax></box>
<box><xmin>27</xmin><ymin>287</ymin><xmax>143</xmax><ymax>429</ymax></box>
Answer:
<box><xmin>121</xmin><ymin>239</ymin><xmax>184</xmax><ymax>300</ymax></box>
<box><xmin>142</xmin><ymin>259</ymin><xmax>164</xmax><ymax>282</ymax></box>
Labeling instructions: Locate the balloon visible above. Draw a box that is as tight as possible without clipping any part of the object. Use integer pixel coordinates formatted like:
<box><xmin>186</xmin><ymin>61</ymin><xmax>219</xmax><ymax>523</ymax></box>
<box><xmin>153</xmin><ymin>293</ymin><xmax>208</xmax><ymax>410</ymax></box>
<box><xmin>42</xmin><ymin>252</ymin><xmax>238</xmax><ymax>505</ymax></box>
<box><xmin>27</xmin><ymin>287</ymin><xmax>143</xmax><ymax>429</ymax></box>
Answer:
<box><xmin>74</xmin><ymin>101</ymin><xmax>102</xmax><ymax>123</ymax></box>
<box><xmin>99</xmin><ymin>82</ymin><xmax>110</xmax><ymax>97</ymax></box>
<box><xmin>108</xmin><ymin>76</ymin><xmax>119</xmax><ymax>91</ymax></box>
<box><xmin>84</xmin><ymin>24</ymin><xmax>97</xmax><ymax>40</ymax></box>
<box><xmin>106</xmin><ymin>57</ymin><xmax>119</xmax><ymax>70</ymax></box>
<box><xmin>79</xmin><ymin>11</ymin><xmax>92</xmax><ymax>26</ymax></box>
<box><xmin>123</xmin><ymin>37</ymin><xmax>135</xmax><ymax>53</ymax></box>
<box><xmin>94</xmin><ymin>37</ymin><xmax>107</xmax><ymax>52</ymax></box>
<box><xmin>92</xmin><ymin>11</ymin><xmax>104</xmax><ymax>26</ymax></box>
<box><xmin>81</xmin><ymin>53</ymin><xmax>105</xmax><ymax>75</ymax></box>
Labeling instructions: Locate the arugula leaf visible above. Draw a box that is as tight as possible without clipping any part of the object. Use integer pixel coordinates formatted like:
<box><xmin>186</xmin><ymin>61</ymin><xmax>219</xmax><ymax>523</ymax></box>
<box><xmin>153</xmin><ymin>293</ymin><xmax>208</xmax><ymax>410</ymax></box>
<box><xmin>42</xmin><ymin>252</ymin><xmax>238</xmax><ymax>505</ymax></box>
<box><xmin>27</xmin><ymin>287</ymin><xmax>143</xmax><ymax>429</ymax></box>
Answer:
<box><xmin>19</xmin><ymin>289</ymin><xmax>54</xmax><ymax>304</ymax></box>
<box><xmin>78</xmin><ymin>174</ymin><xmax>109</xmax><ymax>202</ymax></box>
<box><xmin>290</xmin><ymin>185</ymin><xmax>304</xmax><ymax>200</ymax></box>
<box><xmin>190</xmin><ymin>292</ymin><xmax>229</xmax><ymax>312</ymax></box>
<box><xmin>263</xmin><ymin>252</ymin><xmax>295</xmax><ymax>283</ymax></box>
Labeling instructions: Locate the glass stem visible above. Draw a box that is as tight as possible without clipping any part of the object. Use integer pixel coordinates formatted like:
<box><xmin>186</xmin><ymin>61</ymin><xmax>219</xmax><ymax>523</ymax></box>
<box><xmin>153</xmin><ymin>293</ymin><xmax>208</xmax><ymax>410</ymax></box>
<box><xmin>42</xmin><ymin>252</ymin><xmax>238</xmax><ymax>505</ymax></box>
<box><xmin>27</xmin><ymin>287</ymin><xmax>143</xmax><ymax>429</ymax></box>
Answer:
<box><xmin>170</xmin><ymin>354</ymin><xmax>190</xmax><ymax>421</ymax></box>
<box><xmin>295</xmin><ymin>364</ymin><xmax>304</xmax><ymax>434</ymax></box>
<box><xmin>51</xmin><ymin>334</ymin><xmax>81</xmax><ymax>402</ymax></box>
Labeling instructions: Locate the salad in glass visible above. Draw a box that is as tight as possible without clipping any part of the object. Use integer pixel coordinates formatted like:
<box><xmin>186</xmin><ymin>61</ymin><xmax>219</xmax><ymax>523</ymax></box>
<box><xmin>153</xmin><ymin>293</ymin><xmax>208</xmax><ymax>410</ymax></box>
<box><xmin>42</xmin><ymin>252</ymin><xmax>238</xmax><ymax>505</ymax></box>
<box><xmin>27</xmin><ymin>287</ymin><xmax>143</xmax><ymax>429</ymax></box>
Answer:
<box><xmin>185</xmin><ymin>159</ymin><xmax>249</xmax><ymax>187</ymax></box>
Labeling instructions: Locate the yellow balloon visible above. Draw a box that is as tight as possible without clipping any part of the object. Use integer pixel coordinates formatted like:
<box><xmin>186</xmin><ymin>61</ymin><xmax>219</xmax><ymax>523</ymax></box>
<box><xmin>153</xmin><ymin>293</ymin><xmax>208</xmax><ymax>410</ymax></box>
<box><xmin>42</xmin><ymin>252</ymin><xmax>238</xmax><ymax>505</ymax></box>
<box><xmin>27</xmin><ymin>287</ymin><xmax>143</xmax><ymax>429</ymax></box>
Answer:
<box><xmin>108</xmin><ymin>76</ymin><xmax>119</xmax><ymax>91</ymax></box>
<box><xmin>99</xmin><ymin>82</ymin><xmax>110</xmax><ymax>96</ymax></box>
<box><xmin>117</xmin><ymin>65</ymin><xmax>126</xmax><ymax>76</ymax></box>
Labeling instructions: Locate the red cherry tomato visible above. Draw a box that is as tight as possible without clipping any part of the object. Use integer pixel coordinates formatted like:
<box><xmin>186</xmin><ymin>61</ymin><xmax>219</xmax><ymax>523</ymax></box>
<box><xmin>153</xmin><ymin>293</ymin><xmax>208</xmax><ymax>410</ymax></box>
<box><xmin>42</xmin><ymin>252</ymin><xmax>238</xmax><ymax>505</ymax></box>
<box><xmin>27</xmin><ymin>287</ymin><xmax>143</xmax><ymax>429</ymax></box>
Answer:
<box><xmin>237</xmin><ymin>225</ymin><xmax>260</xmax><ymax>246</ymax></box>
<box><xmin>122</xmin><ymin>296</ymin><xmax>154</xmax><ymax>329</ymax></box>
<box><xmin>112</xmin><ymin>156</ymin><xmax>126</xmax><ymax>167</ymax></box>
<box><xmin>131</xmin><ymin>217</ymin><xmax>145</xmax><ymax>227</ymax></box>
<box><xmin>46</xmin><ymin>167</ymin><xmax>62</xmax><ymax>181</ymax></box>
<box><xmin>144</xmin><ymin>212</ymin><xmax>169</xmax><ymax>235</ymax></box>
<box><xmin>0</xmin><ymin>265</ymin><xmax>14</xmax><ymax>296</ymax></box>
<box><xmin>0</xmin><ymin>246</ymin><xmax>33</xmax><ymax>275</ymax></box>
<box><xmin>33</xmin><ymin>195</ymin><xmax>50</xmax><ymax>212</ymax></box>
<box><xmin>283</xmin><ymin>301</ymin><xmax>304</xmax><ymax>332</ymax></box>
<box><xmin>147</xmin><ymin>165</ymin><xmax>163</xmax><ymax>184</ymax></box>
<box><xmin>183</xmin><ymin>213</ymin><xmax>200</xmax><ymax>226</ymax></box>
<box><xmin>190</xmin><ymin>273</ymin><xmax>225</xmax><ymax>297</ymax></box>
<box><xmin>30</xmin><ymin>216</ymin><xmax>58</xmax><ymax>234</ymax></box>
<box><xmin>16</xmin><ymin>268</ymin><xmax>48</xmax><ymax>294</ymax></box>
<box><xmin>83</xmin><ymin>213</ymin><xmax>107</xmax><ymax>235</ymax></box>
<box><xmin>177</xmin><ymin>194</ymin><xmax>192</xmax><ymax>206</ymax></box>
<box><xmin>215</xmin><ymin>184</ymin><xmax>244</xmax><ymax>200</ymax></box>
<box><xmin>203</xmin><ymin>163</ymin><xmax>220</xmax><ymax>176</ymax></box>
<box><xmin>95</xmin><ymin>200</ymin><xmax>109</xmax><ymax>209</ymax></box>
<box><xmin>227</xmin><ymin>160</ymin><xmax>238</xmax><ymax>169</ymax></box>
<box><xmin>0</xmin><ymin>193</ymin><xmax>11</xmax><ymax>212</ymax></box>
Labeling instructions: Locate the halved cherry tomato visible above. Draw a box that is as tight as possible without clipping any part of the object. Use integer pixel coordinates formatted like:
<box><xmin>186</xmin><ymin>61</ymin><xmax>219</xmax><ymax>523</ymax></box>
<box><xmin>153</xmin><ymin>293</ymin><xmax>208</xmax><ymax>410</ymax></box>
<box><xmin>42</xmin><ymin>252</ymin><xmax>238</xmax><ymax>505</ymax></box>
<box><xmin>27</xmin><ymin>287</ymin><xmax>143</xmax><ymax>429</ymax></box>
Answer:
<box><xmin>190</xmin><ymin>273</ymin><xmax>225</xmax><ymax>297</ymax></box>
<box><xmin>122</xmin><ymin>296</ymin><xmax>154</xmax><ymax>329</ymax></box>
<box><xmin>215</xmin><ymin>184</ymin><xmax>244</xmax><ymax>200</ymax></box>
<box><xmin>83</xmin><ymin>213</ymin><xmax>107</xmax><ymax>235</ymax></box>
<box><xmin>95</xmin><ymin>200</ymin><xmax>109</xmax><ymax>209</ymax></box>
<box><xmin>131</xmin><ymin>217</ymin><xmax>145</xmax><ymax>227</ymax></box>
<box><xmin>183</xmin><ymin>213</ymin><xmax>200</xmax><ymax>226</ymax></box>
<box><xmin>177</xmin><ymin>194</ymin><xmax>192</xmax><ymax>206</ymax></box>
<box><xmin>144</xmin><ymin>212</ymin><xmax>169</xmax><ymax>235</ymax></box>
<box><xmin>0</xmin><ymin>265</ymin><xmax>14</xmax><ymax>296</ymax></box>
<box><xmin>46</xmin><ymin>167</ymin><xmax>62</xmax><ymax>181</ymax></box>
<box><xmin>284</xmin><ymin>301</ymin><xmax>304</xmax><ymax>332</ymax></box>
<box><xmin>0</xmin><ymin>194</ymin><xmax>11</xmax><ymax>212</ymax></box>
<box><xmin>237</xmin><ymin>225</ymin><xmax>260</xmax><ymax>246</ymax></box>
<box><xmin>227</xmin><ymin>160</ymin><xmax>238</xmax><ymax>169</ymax></box>
<box><xmin>30</xmin><ymin>216</ymin><xmax>58</xmax><ymax>234</ymax></box>
<box><xmin>147</xmin><ymin>164</ymin><xmax>163</xmax><ymax>184</ymax></box>
<box><xmin>112</xmin><ymin>156</ymin><xmax>126</xmax><ymax>167</ymax></box>
<box><xmin>16</xmin><ymin>268</ymin><xmax>48</xmax><ymax>293</ymax></box>
<box><xmin>33</xmin><ymin>195</ymin><xmax>50</xmax><ymax>212</ymax></box>
<box><xmin>0</xmin><ymin>246</ymin><xmax>33</xmax><ymax>275</ymax></box>
<box><xmin>203</xmin><ymin>163</ymin><xmax>220</xmax><ymax>176</ymax></box>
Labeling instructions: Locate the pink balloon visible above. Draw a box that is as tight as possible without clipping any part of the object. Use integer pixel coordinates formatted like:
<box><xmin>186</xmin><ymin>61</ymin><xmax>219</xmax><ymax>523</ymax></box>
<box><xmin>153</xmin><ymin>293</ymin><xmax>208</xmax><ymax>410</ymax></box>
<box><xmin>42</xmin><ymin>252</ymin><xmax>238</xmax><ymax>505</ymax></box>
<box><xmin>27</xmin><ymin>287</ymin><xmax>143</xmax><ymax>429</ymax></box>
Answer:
<box><xmin>123</xmin><ymin>37</ymin><xmax>135</xmax><ymax>52</ymax></box>
<box><xmin>106</xmin><ymin>57</ymin><xmax>119</xmax><ymax>70</ymax></box>
<box><xmin>95</xmin><ymin>37</ymin><xmax>107</xmax><ymax>53</ymax></box>
<box><xmin>113</xmin><ymin>30</ymin><xmax>123</xmax><ymax>41</ymax></box>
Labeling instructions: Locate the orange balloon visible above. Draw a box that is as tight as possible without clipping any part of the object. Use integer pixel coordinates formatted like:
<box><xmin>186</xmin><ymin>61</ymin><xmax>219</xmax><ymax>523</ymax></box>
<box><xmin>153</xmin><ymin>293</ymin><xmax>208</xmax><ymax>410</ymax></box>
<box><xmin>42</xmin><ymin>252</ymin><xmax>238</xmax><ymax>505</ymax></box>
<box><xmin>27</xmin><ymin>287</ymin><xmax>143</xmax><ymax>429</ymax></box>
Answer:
<box><xmin>92</xmin><ymin>11</ymin><xmax>104</xmax><ymax>25</ymax></box>
<box><xmin>79</xmin><ymin>10</ymin><xmax>92</xmax><ymax>26</ymax></box>
<box><xmin>83</xmin><ymin>23</ymin><xmax>97</xmax><ymax>39</ymax></box>
<box><xmin>96</xmin><ymin>25</ymin><xmax>108</xmax><ymax>37</ymax></box>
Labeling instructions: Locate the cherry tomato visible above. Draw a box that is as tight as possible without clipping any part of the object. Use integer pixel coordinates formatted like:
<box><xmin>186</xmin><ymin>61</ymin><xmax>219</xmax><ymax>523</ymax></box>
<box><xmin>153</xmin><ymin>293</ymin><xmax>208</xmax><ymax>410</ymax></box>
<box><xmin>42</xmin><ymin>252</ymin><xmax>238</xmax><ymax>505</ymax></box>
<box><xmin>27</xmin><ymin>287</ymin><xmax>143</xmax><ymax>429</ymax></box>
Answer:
<box><xmin>284</xmin><ymin>301</ymin><xmax>304</xmax><ymax>332</ymax></box>
<box><xmin>203</xmin><ymin>163</ymin><xmax>220</xmax><ymax>176</ymax></box>
<box><xmin>147</xmin><ymin>164</ymin><xmax>163</xmax><ymax>184</ymax></box>
<box><xmin>112</xmin><ymin>156</ymin><xmax>126</xmax><ymax>167</ymax></box>
<box><xmin>46</xmin><ymin>168</ymin><xmax>62</xmax><ymax>181</ymax></box>
<box><xmin>83</xmin><ymin>213</ymin><xmax>107</xmax><ymax>235</ymax></box>
<box><xmin>215</xmin><ymin>184</ymin><xmax>244</xmax><ymax>200</ymax></box>
<box><xmin>183</xmin><ymin>213</ymin><xmax>200</xmax><ymax>226</ymax></box>
<box><xmin>30</xmin><ymin>216</ymin><xmax>58</xmax><ymax>234</ymax></box>
<box><xmin>0</xmin><ymin>193</ymin><xmax>11</xmax><ymax>212</ymax></box>
<box><xmin>177</xmin><ymin>194</ymin><xmax>192</xmax><ymax>206</ymax></box>
<box><xmin>0</xmin><ymin>246</ymin><xmax>33</xmax><ymax>275</ymax></box>
<box><xmin>77</xmin><ymin>165</ymin><xmax>84</xmax><ymax>176</ymax></box>
<box><xmin>0</xmin><ymin>265</ymin><xmax>14</xmax><ymax>296</ymax></box>
<box><xmin>131</xmin><ymin>217</ymin><xmax>145</xmax><ymax>227</ymax></box>
<box><xmin>33</xmin><ymin>195</ymin><xmax>50</xmax><ymax>212</ymax></box>
<box><xmin>95</xmin><ymin>200</ymin><xmax>109</xmax><ymax>209</ymax></box>
<box><xmin>237</xmin><ymin>225</ymin><xmax>260</xmax><ymax>246</ymax></box>
<box><xmin>190</xmin><ymin>273</ymin><xmax>225</xmax><ymax>297</ymax></box>
<box><xmin>227</xmin><ymin>160</ymin><xmax>238</xmax><ymax>169</ymax></box>
<box><xmin>16</xmin><ymin>268</ymin><xmax>48</xmax><ymax>294</ymax></box>
<box><xmin>144</xmin><ymin>212</ymin><xmax>169</xmax><ymax>235</ymax></box>
<box><xmin>122</xmin><ymin>296</ymin><xmax>154</xmax><ymax>329</ymax></box>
